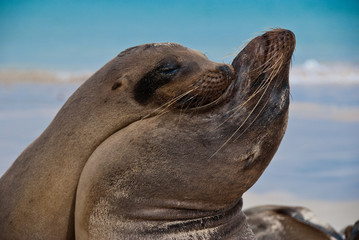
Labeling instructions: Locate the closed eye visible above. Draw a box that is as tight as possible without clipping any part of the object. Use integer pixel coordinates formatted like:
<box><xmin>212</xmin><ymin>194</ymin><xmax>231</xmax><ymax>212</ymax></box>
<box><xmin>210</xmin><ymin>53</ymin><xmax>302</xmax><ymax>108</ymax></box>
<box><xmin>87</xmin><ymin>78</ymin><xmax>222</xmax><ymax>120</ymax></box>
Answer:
<box><xmin>160</xmin><ymin>67</ymin><xmax>179</xmax><ymax>75</ymax></box>
<box><xmin>133</xmin><ymin>61</ymin><xmax>180</xmax><ymax>104</ymax></box>
<box><xmin>158</xmin><ymin>64</ymin><xmax>180</xmax><ymax>76</ymax></box>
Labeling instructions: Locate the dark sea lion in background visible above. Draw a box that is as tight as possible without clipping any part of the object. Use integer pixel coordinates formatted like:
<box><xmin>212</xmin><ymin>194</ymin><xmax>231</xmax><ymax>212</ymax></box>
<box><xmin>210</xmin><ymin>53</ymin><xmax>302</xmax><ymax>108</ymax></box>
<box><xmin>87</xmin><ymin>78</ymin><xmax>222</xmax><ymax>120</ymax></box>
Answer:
<box><xmin>342</xmin><ymin>221</ymin><xmax>359</xmax><ymax>240</ymax></box>
<box><xmin>0</xmin><ymin>29</ymin><xmax>295</xmax><ymax>239</ymax></box>
<box><xmin>245</xmin><ymin>205</ymin><xmax>344</xmax><ymax>240</ymax></box>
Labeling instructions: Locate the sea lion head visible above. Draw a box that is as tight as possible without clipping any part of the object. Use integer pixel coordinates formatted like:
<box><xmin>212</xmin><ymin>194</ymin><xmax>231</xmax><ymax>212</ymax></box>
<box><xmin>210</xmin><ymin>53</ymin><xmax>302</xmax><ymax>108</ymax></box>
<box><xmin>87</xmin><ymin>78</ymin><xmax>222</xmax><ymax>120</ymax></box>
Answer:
<box><xmin>101</xmin><ymin>42</ymin><xmax>235</xmax><ymax>110</ymax></box>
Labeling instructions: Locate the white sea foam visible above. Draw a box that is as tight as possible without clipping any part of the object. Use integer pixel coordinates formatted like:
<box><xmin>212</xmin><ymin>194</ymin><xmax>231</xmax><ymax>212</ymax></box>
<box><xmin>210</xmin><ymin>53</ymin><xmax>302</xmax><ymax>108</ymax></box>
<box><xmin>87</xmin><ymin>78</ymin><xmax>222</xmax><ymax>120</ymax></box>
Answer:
<box><xmin>291</xmin><ymin>60</ymin><xmax>359</xmax><ymax>85</ymax></box>
<box><xmin>0</xmin><ymin>108</ymin><xmax>59</xmax><ymax>119</ymax></box>
<box><xmin>0</xmin><ymin>69</ymin><xmax>92</xmax><ymax>84</ymax></box>
<box><xmin>290</xmin><ymin>102</ymin><xmax>359</xmax><ymax>122</ymax></box>
<box><xmin>0</xmin><ymin>60</ymin><xmax>358</xmax><ymax>84</ymax></box>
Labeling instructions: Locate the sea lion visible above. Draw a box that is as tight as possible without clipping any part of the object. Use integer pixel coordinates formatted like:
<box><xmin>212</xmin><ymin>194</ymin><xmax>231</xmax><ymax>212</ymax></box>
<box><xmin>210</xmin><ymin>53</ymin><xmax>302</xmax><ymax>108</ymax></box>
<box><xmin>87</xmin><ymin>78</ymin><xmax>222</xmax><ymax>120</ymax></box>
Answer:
<box><xmin>244</xmin><ymin>205</ymin><xmax>344</xmax><ymax>240</ymax></box>
<box><xmin>0</xmin><ymin>29</ymin><xmax>295</xmax><ymax>239</ymax></box>
<box><xmin>342</xmin><ymin>221</ymin><xmax>359</xmax><ymax>240</ymax></box>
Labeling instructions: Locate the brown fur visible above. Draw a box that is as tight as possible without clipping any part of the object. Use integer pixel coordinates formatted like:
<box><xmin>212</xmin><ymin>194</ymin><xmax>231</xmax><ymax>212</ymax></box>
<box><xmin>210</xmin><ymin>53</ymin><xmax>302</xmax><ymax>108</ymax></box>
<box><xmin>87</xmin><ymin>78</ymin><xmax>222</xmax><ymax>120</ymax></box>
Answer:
<box><xmin>0</xmin><ymin>30</ymin><xmax>295</xmax><ymax>240</ymax></box>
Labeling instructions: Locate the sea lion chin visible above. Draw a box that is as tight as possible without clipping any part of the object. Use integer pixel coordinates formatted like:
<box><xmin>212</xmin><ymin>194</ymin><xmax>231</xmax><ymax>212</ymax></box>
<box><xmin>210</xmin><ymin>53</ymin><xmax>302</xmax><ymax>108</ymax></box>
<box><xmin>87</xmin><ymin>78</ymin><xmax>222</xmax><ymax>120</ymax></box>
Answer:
<box><xmin>0</xmin><ymin>29</ymin><xmax>295</xmax><ymax>240</ymax></box>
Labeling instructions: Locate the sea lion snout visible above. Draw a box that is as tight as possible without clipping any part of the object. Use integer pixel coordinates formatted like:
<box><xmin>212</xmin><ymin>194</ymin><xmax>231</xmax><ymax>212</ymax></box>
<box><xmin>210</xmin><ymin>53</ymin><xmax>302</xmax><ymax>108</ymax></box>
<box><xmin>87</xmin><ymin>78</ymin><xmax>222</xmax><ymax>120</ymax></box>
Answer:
<box><xmin>231</xmin><ymin>28</ymin><xmax>295</xmax><ymax>100</ymax></box>
<box><xmin>261</xmin><ymin>29</ymin><xmax>296</xmax><ymax>60</ymax></box>
<box><xmin>184</xmin><ymin>64</ymin><xmax>234</xmax><ymax>108</ymax></box>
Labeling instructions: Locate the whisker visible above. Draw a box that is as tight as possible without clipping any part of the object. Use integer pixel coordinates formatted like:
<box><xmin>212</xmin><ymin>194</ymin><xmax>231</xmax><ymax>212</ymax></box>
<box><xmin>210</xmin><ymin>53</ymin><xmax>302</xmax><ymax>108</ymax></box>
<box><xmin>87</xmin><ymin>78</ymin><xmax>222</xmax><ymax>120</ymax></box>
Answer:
<box><xmin>142</xmin><ymin>88</ymin><xmax>198</xmax><ymax>119</ymax></box>
<box><xmin>233</xmin><ymin>81</ymin><xmax>274</xmax><ymax>141</ymax></box>
<box><xmin>209</xmin><ymin>75</ymin><xmax>273</xmax><ymax>159</ymax></box>
<box><xmin>216</xmin><ymin>51</ymin><xmax>283</xmax><ymax>129</ymax></box>
<box><xmin>179</xmin><ymin>92</ymin><xmax>201</xmax><ymax>109</ymax></box>
<box><xmin>266</xmin><ymin>54</ymin><xmax>284</xmax><ymax>82</ymax></box>
<box><xmin>250</xmin><ymin>52</ymin><xmax>279</xmax><ymax>74</ymax></box>
<box><xmin>215</xmin><ymin>70</ymin><xmax>272</xmax><ymax>130</ymax></box>
<box><xmin>192</xmin><ymin>95</ymin><xmax>223</xmax><ymax>111</ymax></box>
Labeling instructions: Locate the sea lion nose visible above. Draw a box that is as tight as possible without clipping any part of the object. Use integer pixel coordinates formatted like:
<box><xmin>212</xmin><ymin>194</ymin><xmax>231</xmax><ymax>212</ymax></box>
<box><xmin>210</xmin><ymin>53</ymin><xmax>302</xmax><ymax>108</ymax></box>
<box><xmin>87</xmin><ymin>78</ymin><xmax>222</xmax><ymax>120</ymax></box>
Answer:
<box><xmin>219</xmin><ymin>65</ymin><xmax>233</xmax><ymax>78</ymax></box>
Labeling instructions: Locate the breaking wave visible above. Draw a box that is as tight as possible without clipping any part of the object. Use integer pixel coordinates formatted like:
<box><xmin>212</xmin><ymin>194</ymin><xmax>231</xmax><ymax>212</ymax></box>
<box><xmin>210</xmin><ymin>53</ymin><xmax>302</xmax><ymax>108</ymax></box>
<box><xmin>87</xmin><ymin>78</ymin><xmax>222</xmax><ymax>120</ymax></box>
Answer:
<box><xmin>290</xmin><ymin>60</ymin><xmax>359</xmax><ymax>85</ymax></box>
<box><xmin>0</xmin><ymin>60</ymin><xmax>358</xmax><ymax>84</ymax></box>
<box><xmin>0</xmin><ymin>69</ymin><xmax>92</xmax><ymax>84</ymax></box>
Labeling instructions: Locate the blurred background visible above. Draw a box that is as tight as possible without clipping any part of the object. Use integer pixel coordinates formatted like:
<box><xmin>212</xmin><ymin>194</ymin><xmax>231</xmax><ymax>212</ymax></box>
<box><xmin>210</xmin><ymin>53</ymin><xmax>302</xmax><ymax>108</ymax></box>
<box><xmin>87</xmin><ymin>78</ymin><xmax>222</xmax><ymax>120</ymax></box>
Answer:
<box><xmin>1</xmin><ymin>0</ymin><xmax>358</xmax><ymax>230</ymax></box>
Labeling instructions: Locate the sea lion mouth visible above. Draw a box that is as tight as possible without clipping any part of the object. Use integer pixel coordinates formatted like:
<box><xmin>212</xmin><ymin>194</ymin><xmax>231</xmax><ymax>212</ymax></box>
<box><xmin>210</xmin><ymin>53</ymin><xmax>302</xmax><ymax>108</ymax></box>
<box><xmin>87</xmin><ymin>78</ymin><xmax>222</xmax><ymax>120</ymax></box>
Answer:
<box><xmin>175</xmin><ymin>65</ymin><xmax>236</xmax><ymax>111</ymax></box>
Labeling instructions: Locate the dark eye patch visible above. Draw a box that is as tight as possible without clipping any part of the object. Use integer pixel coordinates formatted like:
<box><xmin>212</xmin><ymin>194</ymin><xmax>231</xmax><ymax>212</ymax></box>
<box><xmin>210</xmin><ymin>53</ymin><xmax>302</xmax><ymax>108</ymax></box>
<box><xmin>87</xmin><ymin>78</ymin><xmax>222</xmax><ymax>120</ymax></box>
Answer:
<box><xmin>134</xmin><ymin>59</ymin><xmax>180</xmax><ymax>104</ymax></box>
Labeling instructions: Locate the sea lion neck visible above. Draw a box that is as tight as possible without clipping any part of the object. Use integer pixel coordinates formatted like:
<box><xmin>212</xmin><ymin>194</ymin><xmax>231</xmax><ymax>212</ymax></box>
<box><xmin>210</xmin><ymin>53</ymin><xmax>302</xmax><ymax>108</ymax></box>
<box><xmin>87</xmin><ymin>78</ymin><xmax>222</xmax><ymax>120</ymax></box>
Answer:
<box><xmin>129</xmin><ymin>199</ymin><xmax>254</xmax><ymax>240</ymax></box>
<box><xmin>85</xmin><ymin>197</ymin><xmax>254</xmax><ymax>239</ymax></box>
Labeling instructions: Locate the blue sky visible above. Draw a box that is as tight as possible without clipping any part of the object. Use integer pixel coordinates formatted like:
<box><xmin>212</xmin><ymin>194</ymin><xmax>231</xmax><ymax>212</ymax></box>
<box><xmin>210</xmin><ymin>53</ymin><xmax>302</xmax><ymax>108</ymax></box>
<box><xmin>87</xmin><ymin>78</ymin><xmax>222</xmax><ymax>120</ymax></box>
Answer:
<box><xmin>1</xmin><ymin>0</ymin><xmax>358</xmax><ymax>70</ymax></box>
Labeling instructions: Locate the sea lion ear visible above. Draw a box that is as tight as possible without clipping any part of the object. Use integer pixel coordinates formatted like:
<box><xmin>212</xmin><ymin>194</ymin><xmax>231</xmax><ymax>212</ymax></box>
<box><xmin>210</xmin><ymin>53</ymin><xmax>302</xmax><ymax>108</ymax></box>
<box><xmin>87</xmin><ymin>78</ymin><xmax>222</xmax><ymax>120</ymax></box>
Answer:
<box><xmin>111</xmin><ymin>75</ymin><xmax>131</xmax><ymax>91</ymax></box>
<box><xmin>111</xmin><ymin>81</ymin><xmax>122</xmax><ymax>90</ymax></box>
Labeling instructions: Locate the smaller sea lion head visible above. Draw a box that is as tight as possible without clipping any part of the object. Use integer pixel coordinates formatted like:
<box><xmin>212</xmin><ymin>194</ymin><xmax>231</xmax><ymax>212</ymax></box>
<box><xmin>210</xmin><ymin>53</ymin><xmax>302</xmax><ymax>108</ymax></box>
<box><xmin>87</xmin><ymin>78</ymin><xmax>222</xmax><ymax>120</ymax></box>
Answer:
<box><xmin>107</xmin><ymin>42</ymin><xmax>235</xmax><ymax>110</ymax></box>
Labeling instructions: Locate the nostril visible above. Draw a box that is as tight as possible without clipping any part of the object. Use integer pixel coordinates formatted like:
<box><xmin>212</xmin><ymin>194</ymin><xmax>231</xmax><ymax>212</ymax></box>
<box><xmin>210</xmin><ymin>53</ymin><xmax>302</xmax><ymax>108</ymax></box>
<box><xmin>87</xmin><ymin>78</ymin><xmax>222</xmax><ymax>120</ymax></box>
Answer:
<box><xmin>219</xmin><ymin>65</ymin><xmax>232</xmax><ymax>78</ymax></box>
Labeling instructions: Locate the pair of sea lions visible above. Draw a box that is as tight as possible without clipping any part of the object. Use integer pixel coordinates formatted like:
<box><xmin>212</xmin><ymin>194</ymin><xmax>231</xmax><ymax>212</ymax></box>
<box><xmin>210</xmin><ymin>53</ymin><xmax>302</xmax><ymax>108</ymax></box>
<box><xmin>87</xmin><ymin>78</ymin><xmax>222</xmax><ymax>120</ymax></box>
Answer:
<box><xmin>1</xmin><ymin>28</ymin><xmax>344</xmax><ymax>240</ymax></box>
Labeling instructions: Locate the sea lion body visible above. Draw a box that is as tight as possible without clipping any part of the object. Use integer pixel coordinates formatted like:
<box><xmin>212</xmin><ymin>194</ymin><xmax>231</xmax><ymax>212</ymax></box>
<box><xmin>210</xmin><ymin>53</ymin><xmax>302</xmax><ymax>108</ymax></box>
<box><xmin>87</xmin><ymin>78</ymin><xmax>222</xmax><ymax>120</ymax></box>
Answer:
<box><xmin>245</xmin><ymin>205</ymin><xmax>344</xmax><ymax>240</ymax></box>
<box><xmin>342</xmin><ymin>221</ymin><xmax>359</xmax><ymax>240</ymax></box>
<box><xmin>0</xmin><ymin>29</ymin><xmax>295</xmax><ymax>239</ymax></box>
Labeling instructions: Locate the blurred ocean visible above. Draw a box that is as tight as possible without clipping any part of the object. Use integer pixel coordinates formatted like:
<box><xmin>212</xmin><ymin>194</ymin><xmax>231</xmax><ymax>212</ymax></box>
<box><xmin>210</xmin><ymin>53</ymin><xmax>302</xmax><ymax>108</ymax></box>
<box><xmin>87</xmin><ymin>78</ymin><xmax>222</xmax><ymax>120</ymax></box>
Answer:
<box><xmin>1</xmin><ymin>0</ymin><xmax>359</xmax><ymax>69</ymax></box>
